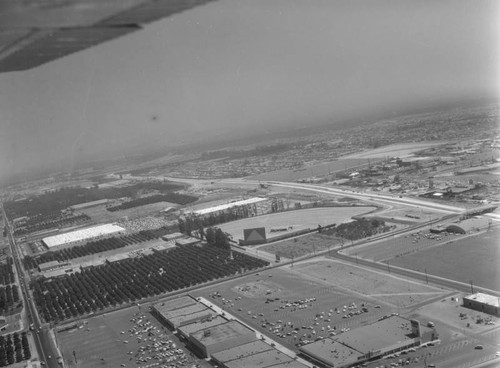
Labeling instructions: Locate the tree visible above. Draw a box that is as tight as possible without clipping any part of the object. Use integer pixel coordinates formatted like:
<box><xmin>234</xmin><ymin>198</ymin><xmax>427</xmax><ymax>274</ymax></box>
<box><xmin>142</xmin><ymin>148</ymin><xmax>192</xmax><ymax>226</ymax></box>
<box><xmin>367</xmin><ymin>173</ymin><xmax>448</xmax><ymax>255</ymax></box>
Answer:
<box><xmin>214</xmin><ymin>228</ymin><xmax>230</xmax><ymax>249</ymax></box>
<box><xmin>205</xmin><ymin>228</ymin><xmax>216</xmax><ymax>245</ymax></box>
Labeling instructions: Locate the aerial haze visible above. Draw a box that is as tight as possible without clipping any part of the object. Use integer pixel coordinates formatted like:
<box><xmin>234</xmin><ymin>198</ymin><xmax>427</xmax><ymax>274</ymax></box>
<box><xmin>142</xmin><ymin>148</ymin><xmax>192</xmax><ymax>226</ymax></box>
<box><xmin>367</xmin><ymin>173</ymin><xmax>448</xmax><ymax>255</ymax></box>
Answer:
<box><xmin>0</xmin><ymin>0</ymin><xmax>498</xmax><ymax>182</ymax></box>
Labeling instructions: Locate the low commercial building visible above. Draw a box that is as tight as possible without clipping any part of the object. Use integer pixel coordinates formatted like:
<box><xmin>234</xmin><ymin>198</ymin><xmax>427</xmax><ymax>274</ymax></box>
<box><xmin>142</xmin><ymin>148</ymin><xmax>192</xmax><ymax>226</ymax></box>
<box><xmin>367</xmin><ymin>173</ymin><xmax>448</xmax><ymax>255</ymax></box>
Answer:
<box><xmin>161</xmin><ymin>232</ymin><xmax>184</xmax><ymax>241</ymax></box>
<box><xmin>445</xmin><ymin>217</ymin><xmax>490</xmax><ymax>234</ymax></box>
<box><xmin>177</xmin><ymin>315</ymin><xmax>227</xmax><ymax>340</ymax></box>
<box><xmin>38</xmin><ymin>260</ymin><xmax>68</xmax><ymax>272</ymax></box>
<box><xmin>69</xmin><ymin>199</ymin><xmax>109</xmax><ymax>210</ymax></box>
<box><xmin>42</xmin><ymin>223</ymin><xmax>125</xmax><ymax>250</ymax></box>
<box><xmin>300</xmin><ymin>338</ymin><xmax>362</xmax><ymax>368</ymax></box>
<box><xmin>189</xmin><ymin>320</ymin><xmax>256</xmax><ymax>358</ymax></box>
<box><xmin>169</xmin><ymin>308</ymin><xmax>216</xmax><ymax>330</ymax></box>
<box><xmin>463</xmin><ymin>293</ymin><xmax>500</xmax><ymax>316</ymax></box>
<box><xmin>42</xmin><ymin>267</ymin><xmax>80</xmax><ymax>279</ymax></box>
<box><xmin>106</xmin><ymin>253</ymin><xmax>130</xmax><ymax>263</ymax></box>
<box><xmin>300</xmin><ymin>317</ymin><xmax>437</xmax><ymax>368</ymax></box>
<box><xmin>224</xmin><ymin>349</ymin><xmax>294</xmax><ymax>368</ymax></box>
<box><xmin>152</xmin><ymin>297</ymin><xmax>214</xmax><ymax>330</ymax></box>
<box><xmin>211</xmin><ymin>340</ymin><xmax>273</xmax><ymax>365</ymax></box>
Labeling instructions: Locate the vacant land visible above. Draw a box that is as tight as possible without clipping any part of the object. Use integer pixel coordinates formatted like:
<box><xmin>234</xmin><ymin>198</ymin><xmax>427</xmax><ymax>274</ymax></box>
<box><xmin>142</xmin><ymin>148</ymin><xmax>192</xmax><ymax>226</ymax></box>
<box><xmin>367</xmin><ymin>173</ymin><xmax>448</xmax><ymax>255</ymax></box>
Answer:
<box><xmin>292</xmin><ymin>258</ymin><xmax>447</xmax><ymax>307</ymax></box>
<box><xmin>80</xmin><ymin>201</ymin><xmax>175</xmax><ymax>223</ymax></box>
<box><xmin>260</xmin><ymin>232</ymin><xmax>342</xmax><ymax>259</ymax></box>
<box><xmin>389</xmin><ymin>228</ymin><xmax>500</xmax><ymax>291</ymax></box>
<box><xmin>343</xmin><ymin>142</ymin><xmax>446</xmax><ymax>159</ymax></box>
<box><xmin>344</xmin><ymin>227</ymin><xmax>466</xmax><ymax>262</ymax></box>
<box><xmin>219</xmin><ymin>206</ymin><xmax>375</xmax><ymax>241</ymax></box>
<box><xmin>248</xmin><ymin>158</ymin><xmax>373</xmax><ymax>181</ymax></box>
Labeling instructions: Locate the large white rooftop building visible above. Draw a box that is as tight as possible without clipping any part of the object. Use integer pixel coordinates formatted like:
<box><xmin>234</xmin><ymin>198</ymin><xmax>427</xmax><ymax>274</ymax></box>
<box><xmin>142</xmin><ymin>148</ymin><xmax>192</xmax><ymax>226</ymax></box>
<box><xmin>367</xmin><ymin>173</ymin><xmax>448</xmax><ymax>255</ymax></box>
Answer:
<box><xmin>42</xmin><ymin>223</ymin><xmax>125</xmax><ymax>250</ymax></box>
<box><xmin>191</xmin><ymin>197</ymin><xmax>270</xmax><ymax>217</ymax></box>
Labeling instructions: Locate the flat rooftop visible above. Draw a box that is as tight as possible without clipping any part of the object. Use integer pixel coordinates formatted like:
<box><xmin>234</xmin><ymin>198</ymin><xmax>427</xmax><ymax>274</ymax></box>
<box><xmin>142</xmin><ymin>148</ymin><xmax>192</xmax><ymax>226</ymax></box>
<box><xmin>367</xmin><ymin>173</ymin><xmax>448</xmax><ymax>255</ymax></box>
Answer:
<box><xmin>161</xmin><ymin>303</ymin><xmax>208</xmax><ymax>320</ymax></box>
<box><xmin>192</xmin><ymin>197</ymin><xmax>268</xmax><ymax>215</ymax></box>
<box><xmin>335</xmin><ymin>316</ymin><xmax>414</xmax><ymax>353</ymax></box>
<box><xmin>153</xmin><ymin>296</ymin><xmax>198</xmax><ymax>314</ymax></box>
<box><xmin>268</xmin><ymin>361</ymin><xmax>310</xmax><ymax>368</ymax></box>
<box><xmin>299</xmin><ymin>338</ymin><xmax>362</xmax><ymax>367</ymax></box>
<box><xmin>191</xmin><ymin>320</ymin><xmax>255</xmax><ymax>346</ymax></box>
<box><xmin>70</xmin><ymin>199</ymin><xmax>108</xmax><ymax>209</ymax></box>
<box><xmin>211</xmin><ymin>340</ymin><xmax>273</xmax><ymax>363</ymax></box>
<box><xmin>178</xmin><ymin>316</ymin><xmax>227</xmax><ymax>337</ymax></box>
<box><xmin>464</xmin><ymin>293</ymin><xmax>500</xmax><ymax>307</ymax></box>
<box><xmin>224</xmin><ymin>349</ymin><xmax>293</xmax><ymax>368</ymax></box>
<box><xmin>169</xmin><ymin>310</ymin><xmax>216</xmax><ymax>328</ymax></box>
<box><xmin>42</xmin><ymin>223</ymin><xmax>125</xmax><ymax>248</ymax></box>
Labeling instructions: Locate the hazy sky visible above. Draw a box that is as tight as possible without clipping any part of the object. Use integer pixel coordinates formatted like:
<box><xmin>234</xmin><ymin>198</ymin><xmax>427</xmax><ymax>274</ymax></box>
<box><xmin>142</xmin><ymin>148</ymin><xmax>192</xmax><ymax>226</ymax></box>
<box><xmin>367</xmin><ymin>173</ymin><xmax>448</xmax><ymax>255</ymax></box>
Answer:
<box><xmin>0</xmin><ymin>0</ymin><xmax>498</xmax><ymax>181</ymax></box>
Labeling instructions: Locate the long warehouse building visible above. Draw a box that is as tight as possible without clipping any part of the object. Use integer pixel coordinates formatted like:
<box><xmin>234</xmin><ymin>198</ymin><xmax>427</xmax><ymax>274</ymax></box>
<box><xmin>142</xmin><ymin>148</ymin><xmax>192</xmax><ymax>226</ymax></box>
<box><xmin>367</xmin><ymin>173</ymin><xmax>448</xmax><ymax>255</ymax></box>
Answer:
<box><xmin>42</xmin><ymin>223</ymin><xmax>125</xmax><ymax>250</ymax></box>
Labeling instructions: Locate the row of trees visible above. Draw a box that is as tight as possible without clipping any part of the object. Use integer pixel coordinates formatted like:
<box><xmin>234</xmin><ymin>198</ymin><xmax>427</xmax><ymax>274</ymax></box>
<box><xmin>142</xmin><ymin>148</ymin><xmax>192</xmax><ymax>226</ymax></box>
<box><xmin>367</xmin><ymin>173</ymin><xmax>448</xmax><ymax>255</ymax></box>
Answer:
<box><xmin>0</xmin><ymin>259</ymin><xmax>15</xmax><ymax>286</ymax></box>
<box><xmin>0</xmin><ymin>285</ymin><xmax>20</xmax><ymax>315</ymax></box>
<box><xmin>107</xmin><ymin>193</ymin><xmax>197</xmax><ymax>212</ymax></box>
<box><xmin>32</xmin><ymin>245</ymin><xmax>269</xmax><ymax>323</ymax></box>
<box><xmin>0</xmin><ymin>332</ymin><xmax>30</xmax><ymax>366</ymax></box>
<box><xmin>4</xmin><ymin>182</ymin><xmax>184</xmax><ymax>218</ymax></box>
<box><xmin>14</xmin><ymin>213</ymin><xmax>90</xmax><ymax>236</ymax></box>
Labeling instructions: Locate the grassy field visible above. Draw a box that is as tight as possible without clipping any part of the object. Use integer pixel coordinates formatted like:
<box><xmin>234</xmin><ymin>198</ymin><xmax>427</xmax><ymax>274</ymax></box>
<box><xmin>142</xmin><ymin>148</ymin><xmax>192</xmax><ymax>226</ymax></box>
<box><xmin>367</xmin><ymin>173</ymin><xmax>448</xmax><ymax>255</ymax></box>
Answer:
<box><xmin>388</xmin><ymin>228</ymin><xmax>500</xmax><ymax>291</ymax></box>
<box><xmin>219</xmin><ymin>206</ymin><xmax>375</xmax><ymax>241</ymax></box>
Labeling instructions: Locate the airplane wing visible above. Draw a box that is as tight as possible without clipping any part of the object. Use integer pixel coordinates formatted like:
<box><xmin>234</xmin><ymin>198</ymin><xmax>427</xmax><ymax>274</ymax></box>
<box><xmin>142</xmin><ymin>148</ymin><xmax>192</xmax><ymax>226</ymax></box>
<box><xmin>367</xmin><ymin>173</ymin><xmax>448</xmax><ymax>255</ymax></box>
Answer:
<box><xmin>0</xmin><ymin>0</ymin><xmax>217</xmax><ymax>73</ymax></box>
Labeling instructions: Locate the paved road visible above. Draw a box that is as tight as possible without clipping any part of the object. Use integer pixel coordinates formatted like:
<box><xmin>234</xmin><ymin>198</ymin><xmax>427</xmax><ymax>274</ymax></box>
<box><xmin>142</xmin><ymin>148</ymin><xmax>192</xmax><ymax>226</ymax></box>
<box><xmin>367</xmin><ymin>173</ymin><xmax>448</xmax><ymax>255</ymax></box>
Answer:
<box><xmin>2</xmin><ymin>204</ymin><xmax>60</xmax><ymax>368</ymax></box>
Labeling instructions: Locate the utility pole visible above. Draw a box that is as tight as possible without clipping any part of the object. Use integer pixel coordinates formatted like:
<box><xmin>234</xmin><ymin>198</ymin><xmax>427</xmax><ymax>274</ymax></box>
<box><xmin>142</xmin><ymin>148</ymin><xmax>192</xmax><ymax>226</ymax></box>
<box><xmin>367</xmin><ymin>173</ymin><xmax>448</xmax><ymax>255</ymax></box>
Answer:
<box><xmin>387</xmin><ymin>261</ymin><xmax>390</xmax><ymax>274</ymax></box>
<box><xmin>425</xmin><ymin>268</ymin><xmax>428</xmax><ymax>284</ymax></box>
<box><xmin>470</xmin><ymin>280</ymin><xmax>474</xmax><ymax>294</ymax></box>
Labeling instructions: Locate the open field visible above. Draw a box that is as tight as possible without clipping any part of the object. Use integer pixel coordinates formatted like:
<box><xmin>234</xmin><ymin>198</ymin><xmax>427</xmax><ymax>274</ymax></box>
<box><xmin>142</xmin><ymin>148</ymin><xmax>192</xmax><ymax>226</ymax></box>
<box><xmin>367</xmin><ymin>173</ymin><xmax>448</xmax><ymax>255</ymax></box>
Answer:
<box><xmin>342</xmin><ymin>142</ymin><xmax>447</xmax><ymax>159</ymax></box>
<box><xmin>80</xmin><ymin>201</ymin><xmax>175</xmax><ymax>223</ymax></box>
<box><xmin>292</xmin><ymin>258</ymin><xmax>447</xmax><ymax>308</ymax></box>
<box><xmin>344</xmin><ymin>226</ymin><xmax>468</xmax><ymax>262</ymax></box>
<box><xmin>389</xmin><ymin>228</ymin><xmax>500</xmax><ymax>291</ymax></box>
<box><xmin>57</xmin><ymin>306</ymin><xmax>205</xmax><ymax>368</ymax></box>
<box><xmin>259</xmin><ymin>232</ymin><xmax>342</xmax><ymax>259</ymax></box>
<box><xmin>218</xmin><ymin>206</ymin><xmax>376</xmax><ymax>241</ymax></box>
<box><xmin>248</xmin><ymin>158</ymin><xmax>373</xmax><ymax>182</ymax></box>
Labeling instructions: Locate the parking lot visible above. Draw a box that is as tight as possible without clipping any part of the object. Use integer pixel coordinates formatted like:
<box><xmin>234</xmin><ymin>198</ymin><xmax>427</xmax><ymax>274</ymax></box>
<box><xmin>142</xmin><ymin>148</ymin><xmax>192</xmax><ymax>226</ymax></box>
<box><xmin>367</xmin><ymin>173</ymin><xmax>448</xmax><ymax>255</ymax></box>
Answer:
<box><xmin>192</xmin><ymin>267</ymin><xmax>390</xmax><ymax>350</ymax></box>
<box><xmin>57</xmin><ymin>306</ymin><xmax>204</xmax><ymax>368</ymax></box>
